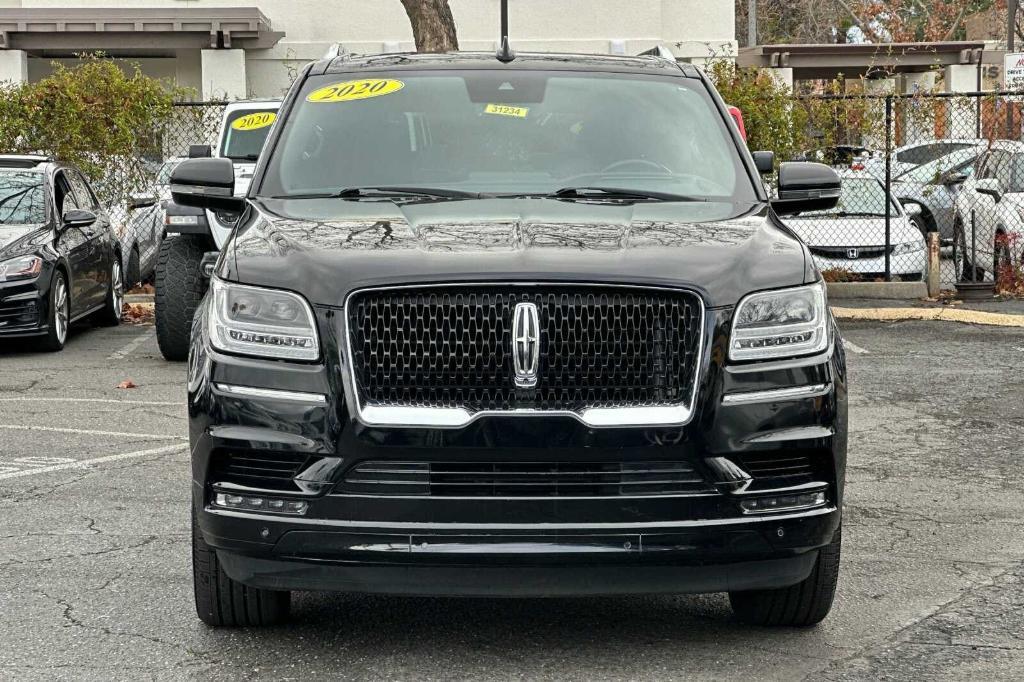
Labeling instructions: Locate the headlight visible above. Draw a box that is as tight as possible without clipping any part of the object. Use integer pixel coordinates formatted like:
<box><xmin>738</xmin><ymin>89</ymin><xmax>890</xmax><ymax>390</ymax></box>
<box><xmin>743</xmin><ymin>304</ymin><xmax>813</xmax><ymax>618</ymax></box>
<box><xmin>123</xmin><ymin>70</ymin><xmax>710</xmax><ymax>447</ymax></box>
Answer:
<box><xmin>0</xmin><ymin>255</ymin><xmax>42</xmax><ymax>282</ymax></box>
<box><xmin>729</xmin><ymin>282</ymin><xmax>830</xmax><ymax>361</ymax></box>
<box><xmin>892</xmin><ymin>240</ymin><xmax>924</xmax><ymax>256</ymax></box>
<box><xmin>208</xmin><ymin>278</ymin><xmax>319</xmax><ymax>360</ymax></box>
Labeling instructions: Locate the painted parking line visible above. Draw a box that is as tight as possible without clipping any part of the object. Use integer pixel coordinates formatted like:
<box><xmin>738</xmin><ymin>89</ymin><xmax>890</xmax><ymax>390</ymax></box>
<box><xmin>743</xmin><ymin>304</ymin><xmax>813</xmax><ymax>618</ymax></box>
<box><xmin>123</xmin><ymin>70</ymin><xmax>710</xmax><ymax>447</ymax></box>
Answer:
<box><xmin>0</xmin><ymin>424</ymin><xmax>186</xmax><ymax>440</ymax></box>
<box><xmin>0</xmin><ymin>443</ymin><xmax>187</xmax><ymax>481</ymax></box>
<box><xmin>843</xmin><ymin>339</ymin><xmax>870</xmax><ymax>354</ymax></box>
<box><xmin>0</xmin><ymin>397</ymin><xmax>184</xmax><ymax>407</ymax></box>
<box><xmin>106</xmin><ymin>328</ymin><xmax>156</xmax><ymax>361</ymax></box>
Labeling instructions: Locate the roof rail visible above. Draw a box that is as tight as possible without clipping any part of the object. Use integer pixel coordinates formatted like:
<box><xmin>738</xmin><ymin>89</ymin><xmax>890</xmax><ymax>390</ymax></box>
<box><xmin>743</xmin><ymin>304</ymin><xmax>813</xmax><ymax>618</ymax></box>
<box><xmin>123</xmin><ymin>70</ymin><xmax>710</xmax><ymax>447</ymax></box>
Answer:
<box><xmin>0</xmin><ymin>154</ymin><xmax>51</xmax><ymax>168</ymax></box>
<box><xmin>636</xmin><ymin>45</ymin><xmax>676</xmax><ymax>62</ymax></box>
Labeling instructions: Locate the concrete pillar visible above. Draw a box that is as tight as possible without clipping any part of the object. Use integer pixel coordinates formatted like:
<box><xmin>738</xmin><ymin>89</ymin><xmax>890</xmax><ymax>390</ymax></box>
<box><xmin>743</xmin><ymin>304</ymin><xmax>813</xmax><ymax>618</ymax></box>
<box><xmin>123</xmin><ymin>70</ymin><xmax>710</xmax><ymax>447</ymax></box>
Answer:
<box><xmin>943</xmin><ymin>64</ymin><xmax>979</xmax><ymax>138</ymax></box>
<box><xmin>200</xmin><ymin>49</ymin><xmax>247</xmax><ymax>100</ymax></box>
<box><xmin>761</xmin><ymin>67</ymin><xmax>793</xmax><ymax>93</ymax></box>
<box><xmin>865</xmin><ymin>77</ymin><xmax>897</xmax><ymax>151</ymax></box>
<box><xmin>0</xmin><ymin>50</ymin><xmax>28</xmax><ymax>84</ymax></box>
<box><xmin>900</xmin><ymin>72</ymin><xmax>937</xmax><ymax>144</ymax></box>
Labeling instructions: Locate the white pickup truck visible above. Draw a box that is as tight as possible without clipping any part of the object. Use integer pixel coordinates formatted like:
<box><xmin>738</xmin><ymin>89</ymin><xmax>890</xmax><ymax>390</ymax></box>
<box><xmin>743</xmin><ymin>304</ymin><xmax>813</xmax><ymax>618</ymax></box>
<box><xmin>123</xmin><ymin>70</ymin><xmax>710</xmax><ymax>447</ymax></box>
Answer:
<box><xmin>155</xmin><ymin>99</ymin><xmax>282</xmax><ymax>360</ymax></box>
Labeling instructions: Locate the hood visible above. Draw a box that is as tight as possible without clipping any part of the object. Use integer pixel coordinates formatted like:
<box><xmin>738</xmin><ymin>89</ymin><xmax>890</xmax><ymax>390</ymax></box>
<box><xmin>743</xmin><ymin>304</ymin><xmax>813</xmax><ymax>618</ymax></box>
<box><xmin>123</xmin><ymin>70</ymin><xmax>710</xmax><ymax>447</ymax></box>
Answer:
<box><xmin>223</xmin><ymin>198</ymin><xmax>810</xmax><ymax>308</ymax></box>
<box><xmin>785</xmin><ymin>214</ymin><xmax>921</xmax><ymax>247</ymax></box>
<box><xmin>0</xmin><ymin>224</ymin><xmax>50</xmax><ymax>259</ymax></box>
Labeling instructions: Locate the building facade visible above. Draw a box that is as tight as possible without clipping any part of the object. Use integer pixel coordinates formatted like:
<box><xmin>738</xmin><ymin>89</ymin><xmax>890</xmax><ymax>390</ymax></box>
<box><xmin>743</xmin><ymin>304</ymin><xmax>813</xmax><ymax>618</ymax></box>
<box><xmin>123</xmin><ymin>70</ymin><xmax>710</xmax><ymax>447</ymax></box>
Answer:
<box><xmin>0</xmin><ymin>0</ymin><xmax>735</xmax><ymax>99</ymax></box>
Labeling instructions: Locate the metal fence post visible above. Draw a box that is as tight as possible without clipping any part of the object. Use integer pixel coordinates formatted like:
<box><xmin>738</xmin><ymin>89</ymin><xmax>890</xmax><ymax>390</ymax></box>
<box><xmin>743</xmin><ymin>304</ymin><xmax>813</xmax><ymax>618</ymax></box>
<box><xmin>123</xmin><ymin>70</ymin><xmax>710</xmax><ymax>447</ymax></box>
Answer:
<box><xmin>884</xmin><ymin>95</ymin><xmax>892</xmax><ymax>281</ymax></box>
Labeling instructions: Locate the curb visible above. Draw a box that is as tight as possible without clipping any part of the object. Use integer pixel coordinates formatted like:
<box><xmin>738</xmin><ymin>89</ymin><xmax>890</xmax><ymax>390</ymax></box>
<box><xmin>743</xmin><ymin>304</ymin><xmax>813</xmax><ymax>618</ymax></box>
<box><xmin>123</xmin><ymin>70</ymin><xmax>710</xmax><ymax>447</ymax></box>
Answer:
<box><xmin>832</xmin><ymin>306</ymin><xmax>1024</xmax><ymax>328</ymax></box>
<box><xmin>826</xmin><ymin>281</ymin><xmax>928</xmax><ymax>300</ymax></box>
<box><xmin>125</xmin><ymin>293</ymin><xmax>155</xmax><ymax>304</ymax></box>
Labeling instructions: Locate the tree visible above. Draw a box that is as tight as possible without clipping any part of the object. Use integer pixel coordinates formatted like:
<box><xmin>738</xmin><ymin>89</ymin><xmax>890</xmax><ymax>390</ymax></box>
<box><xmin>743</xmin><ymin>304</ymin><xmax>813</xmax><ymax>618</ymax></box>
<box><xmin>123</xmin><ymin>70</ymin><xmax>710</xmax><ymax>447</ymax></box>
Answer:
<box><xmin>400</xmin><ymin>0</ymin><xmax>459</xmax><ymax>52</ymax></box>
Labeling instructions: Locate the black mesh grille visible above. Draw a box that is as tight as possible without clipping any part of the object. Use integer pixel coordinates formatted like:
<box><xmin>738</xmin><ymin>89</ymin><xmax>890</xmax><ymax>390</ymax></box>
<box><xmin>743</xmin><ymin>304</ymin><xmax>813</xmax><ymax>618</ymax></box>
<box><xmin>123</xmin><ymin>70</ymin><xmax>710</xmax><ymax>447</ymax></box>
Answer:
<box><xmin>346</xmin><ymin>285</ymin><xmax>702</xmax><ymax>413</ymax></box>
<box><xmin>0</xmin><ymin>300</ymin><xmax>39</xmax><ymax>330</ymax></box>
<box><xmin>209</xmin><ymin>450</ymin><xmax>311</xmax><ymax>492</ymax></box>
<box><xmin>738</xmin><ymin>452</ymin><xmax>819</xmax><ymax>489</ymax></box>
<box><xmin>340</xmin><ymin>460</ymin><xmax>715</xmax><ymax>497</ymax></box>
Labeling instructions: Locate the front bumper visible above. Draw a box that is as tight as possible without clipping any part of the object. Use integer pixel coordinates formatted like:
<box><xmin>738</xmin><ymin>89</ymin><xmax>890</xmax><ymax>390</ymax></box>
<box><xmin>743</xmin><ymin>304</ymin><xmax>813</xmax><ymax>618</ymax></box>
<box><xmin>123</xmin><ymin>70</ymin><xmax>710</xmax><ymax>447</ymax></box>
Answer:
<box><xmin>188</xmin><ymin>303</ymin><xmax>848</xmax><ymax>596</ymax></box>
<box><xmin>811</xmin><ymin>250</ymin><xmax>926</xmax><ymax>280</ymax></box>
<box><xmin>0</xmin><ymin>273</ymin><xmax>50</xmax><ymax>337</ymax></box>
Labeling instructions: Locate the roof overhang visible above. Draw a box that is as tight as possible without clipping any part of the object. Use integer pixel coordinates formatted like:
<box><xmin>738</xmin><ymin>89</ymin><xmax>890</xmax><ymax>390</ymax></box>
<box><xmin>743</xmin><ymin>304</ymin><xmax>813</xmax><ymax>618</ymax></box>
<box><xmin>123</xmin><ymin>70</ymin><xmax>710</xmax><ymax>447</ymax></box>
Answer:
<box><xmin>737</xmin><ymin>42</ymin><xmax>986</xmax><ymax>80</ymax></box>
<box><xmin>0</xmin><ymin>7</ymin><xmax>283</xmax><ymax>54</ymax></box>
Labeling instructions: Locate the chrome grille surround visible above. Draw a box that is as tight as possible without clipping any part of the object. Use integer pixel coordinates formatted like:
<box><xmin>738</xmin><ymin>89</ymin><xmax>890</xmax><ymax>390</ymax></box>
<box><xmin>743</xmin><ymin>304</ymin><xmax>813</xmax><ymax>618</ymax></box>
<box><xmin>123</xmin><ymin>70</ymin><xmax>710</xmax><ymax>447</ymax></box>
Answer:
<box><xmin>341</xmin><ymin>283</ymin><xmax>706</xmax><ymax>428</ymax></box>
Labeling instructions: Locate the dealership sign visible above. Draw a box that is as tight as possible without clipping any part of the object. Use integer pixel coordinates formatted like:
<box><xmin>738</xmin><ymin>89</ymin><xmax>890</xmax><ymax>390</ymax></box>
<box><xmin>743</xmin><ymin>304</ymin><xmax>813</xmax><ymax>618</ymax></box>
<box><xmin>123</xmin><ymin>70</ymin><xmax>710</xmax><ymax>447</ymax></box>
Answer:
<box><xmin>1005</xmin><ymin>53</ymin><xmax>1024</xmax><ymax>97</ymax></box>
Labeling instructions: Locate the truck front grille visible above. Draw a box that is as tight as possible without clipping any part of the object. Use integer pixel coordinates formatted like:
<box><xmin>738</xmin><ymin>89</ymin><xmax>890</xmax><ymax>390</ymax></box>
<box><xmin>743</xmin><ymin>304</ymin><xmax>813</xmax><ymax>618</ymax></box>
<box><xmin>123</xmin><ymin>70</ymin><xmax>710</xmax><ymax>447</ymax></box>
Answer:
<box><xmin>345</xmin><ymin>285</ymin><xmax>703</xmax><ymax>414</ymax></box>
<box><xmin>339</xmin><ymin>460</ymin><xmax>715</xmax><ymax>498</ymax></box>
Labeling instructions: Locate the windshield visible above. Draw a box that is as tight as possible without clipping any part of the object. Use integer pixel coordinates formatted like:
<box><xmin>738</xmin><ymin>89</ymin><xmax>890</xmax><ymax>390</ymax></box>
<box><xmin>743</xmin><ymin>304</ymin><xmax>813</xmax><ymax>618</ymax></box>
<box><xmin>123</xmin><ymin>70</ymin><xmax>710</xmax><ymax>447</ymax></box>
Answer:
<box><xmin>896</xmin><ymin>146</ymin><xmax>980</xmax><ymax>183</ymax></box>
<box><xmin>220</xmin><ymin>108</ymin><xmax>278</xmax><ymax>161</ymax></box>
<box><xmin>259</xmin><ymin>71</ymin><xmax>755</xmax><ymax>201</ymax></box>
<box><xmin>0</xmin><ymin>170</ymin><xmax>46</xmax><ymax>224</ymax></box>
<box><xmin>798</xmin><ymin>177</ymin><xmax>900</xmax><ymax>218</ymax></box>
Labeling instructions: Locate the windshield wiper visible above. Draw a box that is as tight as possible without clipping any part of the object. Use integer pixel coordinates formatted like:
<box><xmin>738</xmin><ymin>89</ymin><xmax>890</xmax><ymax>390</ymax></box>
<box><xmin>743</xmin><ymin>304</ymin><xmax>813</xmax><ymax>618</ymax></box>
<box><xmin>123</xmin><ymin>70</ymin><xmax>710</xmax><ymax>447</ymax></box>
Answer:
<box><xmin>270</xmin><ymin>186</ymin><xmax>481</xmax><ymax>201</ymax></box>
<box><xmin>547</xmin><ymin>186</ymin><xmax>706</xmax><ymax>202</ymax></box>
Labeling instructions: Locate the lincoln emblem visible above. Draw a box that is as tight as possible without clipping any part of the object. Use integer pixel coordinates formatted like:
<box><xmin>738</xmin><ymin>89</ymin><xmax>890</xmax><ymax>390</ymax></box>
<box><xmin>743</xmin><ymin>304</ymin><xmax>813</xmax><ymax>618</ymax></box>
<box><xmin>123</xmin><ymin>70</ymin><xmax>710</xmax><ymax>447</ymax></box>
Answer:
<box><xmin>512</xmin><ymin>302</ymin><xmax>540</xmax><ymax>388</ymax></box>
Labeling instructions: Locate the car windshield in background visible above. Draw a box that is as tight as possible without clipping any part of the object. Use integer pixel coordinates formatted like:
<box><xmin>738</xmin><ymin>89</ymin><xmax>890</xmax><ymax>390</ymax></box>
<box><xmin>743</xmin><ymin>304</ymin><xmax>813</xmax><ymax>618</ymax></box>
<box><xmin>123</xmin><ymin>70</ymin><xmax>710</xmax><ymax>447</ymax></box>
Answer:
<box><xmin>896</xmin><ymin>147</ymin><xmax>980</xmax><ymax>183</ymax></box>
<box><xmin>259</xmin><ymin>71</ymin><xmax>755</xmax><ymax>202</ymax></box>
<box><xmin>798</xmin><ymin>177</ymin><xmax>898</xmax><ymax>218</ymax></box>
<box><xmin>0</xmin><ymin>170</ymin><xmax>46</xmax><ymax>224</ymax></box>
<box><xmin>220</xmin><ymin>109</ymin><xmax>278</xmax><ymax>161</ymax></box>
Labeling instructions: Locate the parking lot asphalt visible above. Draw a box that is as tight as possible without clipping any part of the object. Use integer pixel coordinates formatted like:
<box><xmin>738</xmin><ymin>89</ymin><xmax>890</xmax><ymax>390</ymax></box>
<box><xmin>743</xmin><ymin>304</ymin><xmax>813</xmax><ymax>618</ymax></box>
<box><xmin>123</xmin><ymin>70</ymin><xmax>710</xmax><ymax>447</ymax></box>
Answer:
<box><xmin>1</xmin><ymin>318</ymin><xmax>1023</xmax><ymax>681</ymax></box>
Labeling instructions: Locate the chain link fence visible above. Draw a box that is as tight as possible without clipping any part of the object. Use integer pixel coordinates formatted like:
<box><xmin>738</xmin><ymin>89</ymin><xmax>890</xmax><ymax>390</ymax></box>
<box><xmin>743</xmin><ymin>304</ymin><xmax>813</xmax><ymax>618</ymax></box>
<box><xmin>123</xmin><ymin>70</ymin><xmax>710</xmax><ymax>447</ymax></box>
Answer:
<box><xmin>781</xmin><ymin>90</ymin><xmax>1024</xmax><ymax>295</ymax></box>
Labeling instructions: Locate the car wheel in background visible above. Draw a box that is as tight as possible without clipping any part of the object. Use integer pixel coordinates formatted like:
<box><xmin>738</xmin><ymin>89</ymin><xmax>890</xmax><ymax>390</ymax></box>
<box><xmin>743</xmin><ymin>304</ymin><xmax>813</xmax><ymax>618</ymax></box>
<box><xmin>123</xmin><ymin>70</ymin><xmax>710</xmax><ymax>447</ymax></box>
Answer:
<box><xmin>910</xmin><ymin>216</ymin><xmax>928</xmax><ymax>238</ymax></box>
<box><xmin>94</xmin><ymin>257</ymin><xmax>124</xmax><ymax>327</ymax></box>
<box><xmin>192</xmin><ymin>505</ymin><xmax>290</xmax><ymax>627</ymax></box>
<box><xmin>953</xmin><ymin>216</ymin><xmax>987</xmax><ymax>282</ymax></box>
<box><xmin>126</xmin><ymin>246</ymin><xmax>141</xmax><ymax>290</ymax></box>
<box><xmin>728</xmin><ymin>526</ymin><xmax>841</xmax><ymax>627</ymax></box>
<box><xmin>41</xmin><ymin>270</ymin><xmax>69</xmax><ymax>352</ymax></box>
<box><xmin>155</xmin><ymin>234</ymin><xmax>211</xmax><ymax>361</ymax></box>
<box><xmin>993</xmin><ymin>233</ymin><xmax>1013</xmax><ymax>281</ymax></box>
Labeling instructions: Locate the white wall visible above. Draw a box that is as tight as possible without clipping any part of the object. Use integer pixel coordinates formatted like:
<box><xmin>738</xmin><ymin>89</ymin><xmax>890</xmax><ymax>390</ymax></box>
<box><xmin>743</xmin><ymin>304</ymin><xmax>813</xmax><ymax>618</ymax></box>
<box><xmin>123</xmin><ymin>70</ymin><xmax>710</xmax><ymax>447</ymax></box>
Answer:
<box><xmin>13</xmin><ymin>0</ymin><xmax>736</xmax><ymax>97</ymax></box>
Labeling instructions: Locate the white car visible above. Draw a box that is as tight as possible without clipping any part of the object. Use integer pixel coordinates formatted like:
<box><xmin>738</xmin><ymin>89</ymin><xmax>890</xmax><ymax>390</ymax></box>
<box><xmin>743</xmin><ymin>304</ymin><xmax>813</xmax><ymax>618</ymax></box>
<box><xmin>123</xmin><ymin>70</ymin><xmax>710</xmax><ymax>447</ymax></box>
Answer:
<box><xmin>862</xmin><ymin>139</ymin><xmax>988</xmax><ymax>182</ymax></box>
<box><xmin>784</xmin><ymin>173</ymin><xmax>927</xmax><ymax>281</ymax></box>
<box><xmin>952</xmin><ymin>140</ymin><xmax>1024</xmax><ymax>280</ymax></box>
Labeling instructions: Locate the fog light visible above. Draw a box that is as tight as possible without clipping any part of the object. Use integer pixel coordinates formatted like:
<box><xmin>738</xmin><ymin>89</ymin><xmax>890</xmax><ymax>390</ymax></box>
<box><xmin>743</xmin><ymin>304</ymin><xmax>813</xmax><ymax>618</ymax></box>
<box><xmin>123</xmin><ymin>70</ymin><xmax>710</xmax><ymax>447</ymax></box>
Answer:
<box><xmin>739</xmin><ymin>490</ymin><xmax>826</xmax><ymax>514</ymax></box>
<box><xmin>214</xmin><ymin>493</ymin><xmax>308</xmax><ymax>515</ymax></box>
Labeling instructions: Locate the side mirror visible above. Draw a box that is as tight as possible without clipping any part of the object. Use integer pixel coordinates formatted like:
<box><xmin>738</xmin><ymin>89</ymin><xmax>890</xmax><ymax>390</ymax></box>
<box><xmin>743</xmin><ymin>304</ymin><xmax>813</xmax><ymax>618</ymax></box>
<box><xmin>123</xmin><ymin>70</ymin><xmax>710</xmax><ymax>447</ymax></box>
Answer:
<box><xmin>61</xmin><ymin>208</ymin><xmax>97</xmax><ymax>229</ymax></box>
<box><xmin>976</xmin><ymin>178</ymin><xmax>1002</xmax><ymax>202</ymax></box>
<box><xmin>942</xmin><ymin>170</ymin><xmax>969</xmax><ymax>186</ymax></box>
<box><xmin>129</xmin><ymin>192</ymin><xmax>157</xmax><ymax>209</ymax></box>
<box><xmin>902</xmin><ymin>202</ymin><xmax>923</xmax><ymax>217</ymax></box>
<box><xmin>771</xmin><ymin>162</ymin><xmax>841</xmax><ymax>216</ymax></box>
<box><xmin>170</xmin><ymin>158</ymin><xmax>241</xmax><ymax>212</ymax></box>
<box><xmin>751</xmin><ymin>151</ymin><xmax>775</xmax><ymax>175</ymax></box>
<box><xmin>188</xmin><ymin>144</ymin><xmax>213</xmax><ymax>159</ymax></box>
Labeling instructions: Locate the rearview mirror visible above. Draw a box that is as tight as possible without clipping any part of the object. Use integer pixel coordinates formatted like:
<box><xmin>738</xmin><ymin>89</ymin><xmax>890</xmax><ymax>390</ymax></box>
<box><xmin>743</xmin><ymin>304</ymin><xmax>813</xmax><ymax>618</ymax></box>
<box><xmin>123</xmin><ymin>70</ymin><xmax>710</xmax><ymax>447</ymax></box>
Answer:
<box><xmin>129</xmin><ymin>192</ymin><xmax>157</xmax><ymax>209</ymax></box>
<box><xmin>770</xmin><ymin>162</ymin><xmax>841</xmax><ymax>216</ymax></box>
<box><xmin>61</xmin><ymin>208</ymin><xmax>96</xmax><ymax>229</ymax></box>
<box><xmin>976</xmin><ymin>178</ymin><xmax>1001</xmax><ymax>202</ymax></box>
<box><xmin>170</xmin><ymin>158</ymin><xmax>241</xmax><ymax>212</ymax></box>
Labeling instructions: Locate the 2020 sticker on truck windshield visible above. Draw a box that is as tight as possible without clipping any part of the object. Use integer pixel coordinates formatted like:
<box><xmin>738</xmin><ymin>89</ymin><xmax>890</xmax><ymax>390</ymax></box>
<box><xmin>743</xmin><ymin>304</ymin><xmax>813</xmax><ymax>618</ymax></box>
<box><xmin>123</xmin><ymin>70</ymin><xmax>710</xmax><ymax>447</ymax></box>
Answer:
<box><xmin>307</xmin><ymin>79</ymin><xmax>405</xmax><ymax>103</ymax></box>
<box><xmin>231</xmin><ymin>112</ymin><xmax>277</xmax><ymax>131</ymax></box>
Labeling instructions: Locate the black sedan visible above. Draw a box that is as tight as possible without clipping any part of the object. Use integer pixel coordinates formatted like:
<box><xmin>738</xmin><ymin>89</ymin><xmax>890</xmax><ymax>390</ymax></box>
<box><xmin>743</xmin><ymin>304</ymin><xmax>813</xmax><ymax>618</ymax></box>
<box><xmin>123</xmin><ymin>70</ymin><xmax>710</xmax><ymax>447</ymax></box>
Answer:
<box><xmin>0</xmin><ymin>155</ymin><xmax>122</xmax><ymax>351</ymax></box>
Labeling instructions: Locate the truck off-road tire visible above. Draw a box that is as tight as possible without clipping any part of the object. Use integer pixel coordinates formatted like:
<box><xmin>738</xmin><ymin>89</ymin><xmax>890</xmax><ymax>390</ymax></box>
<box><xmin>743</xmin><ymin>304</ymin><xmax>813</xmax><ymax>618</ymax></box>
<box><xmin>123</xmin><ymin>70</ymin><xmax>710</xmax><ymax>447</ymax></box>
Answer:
<box><xmin>156</xmin><ymin>235</ymin><xmax>210</xmax><ymax>361</ymax></box>
<box><xmin>728</xmin><ymin>526</ymin><xmax>841</xmax><ymax>627</ymax></box>
<box><xmin>192</xmin><ymin>507</ymin><xmax>290</xmax><ymax>627</ymax></box>
<box><xmin>94</xmin><ymin>256</ymin><xmax>124</xmax><ymax>327</ymax></box>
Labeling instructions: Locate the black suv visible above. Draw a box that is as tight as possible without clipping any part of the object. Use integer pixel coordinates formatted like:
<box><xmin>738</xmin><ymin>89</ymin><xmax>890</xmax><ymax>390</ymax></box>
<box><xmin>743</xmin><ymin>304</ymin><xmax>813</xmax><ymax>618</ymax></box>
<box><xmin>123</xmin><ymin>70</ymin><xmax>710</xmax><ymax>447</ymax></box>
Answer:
<box><xmin>176</xmin><ymin>51</ymin><xmax>847</xmax><ymax>628</ymax></box>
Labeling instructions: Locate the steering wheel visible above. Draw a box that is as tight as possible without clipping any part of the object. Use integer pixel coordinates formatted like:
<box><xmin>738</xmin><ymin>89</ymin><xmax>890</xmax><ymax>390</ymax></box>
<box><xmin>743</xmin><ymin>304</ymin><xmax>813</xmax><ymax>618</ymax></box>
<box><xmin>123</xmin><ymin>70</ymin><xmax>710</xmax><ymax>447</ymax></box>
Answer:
<box><xmin>601</xmin><ymin>159</ymin><xmax>674</xmax><ymax>175</ymax></box>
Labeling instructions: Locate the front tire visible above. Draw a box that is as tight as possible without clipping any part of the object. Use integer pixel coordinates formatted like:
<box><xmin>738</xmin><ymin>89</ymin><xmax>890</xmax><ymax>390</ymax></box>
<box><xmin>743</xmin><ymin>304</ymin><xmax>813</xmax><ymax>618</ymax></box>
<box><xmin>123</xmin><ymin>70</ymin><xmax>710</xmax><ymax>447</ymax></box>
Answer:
<box><xmin>40</xmin><ymin>270</ymin><xmax>69</xmax><ymax>352</ymax></box>
<box><xmin>94</xmin><ymin>256</ymin><xmax>123</xmax><ymax>327</ymax></box>
<box><xmin>729</xmin><ymin>526</ymin><xmax>841</xmax><ymax>627</ymax></box>
<box><xmin>155</xmin><ymin>235</ymin><xmax>211</xmax><ymax>361</ymax></box>
<box><xmin>192</xmin><ymin>507</ymin><xmax>290</xmax><ymax>627</ymax></box>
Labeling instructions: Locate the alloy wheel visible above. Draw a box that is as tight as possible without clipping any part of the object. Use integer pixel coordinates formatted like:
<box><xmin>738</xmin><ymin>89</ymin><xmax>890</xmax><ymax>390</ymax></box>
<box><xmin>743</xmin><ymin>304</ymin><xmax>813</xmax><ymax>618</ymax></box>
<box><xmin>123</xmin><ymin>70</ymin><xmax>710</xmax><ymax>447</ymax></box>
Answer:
<box><xmin>112</xmin><ymin>260</ymin><xmax>124</xmax><ymax>319</ymax></box>
<box><xmin>53</xmin><ymin>276</ymin><xmax>68</xmax><ymax>344</ymax></box>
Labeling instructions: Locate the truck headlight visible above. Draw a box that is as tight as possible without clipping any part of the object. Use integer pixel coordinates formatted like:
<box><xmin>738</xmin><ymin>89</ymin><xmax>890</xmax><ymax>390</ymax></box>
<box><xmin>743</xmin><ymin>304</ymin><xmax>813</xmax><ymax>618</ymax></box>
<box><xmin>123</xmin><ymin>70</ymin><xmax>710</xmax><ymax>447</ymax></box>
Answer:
<box><xmin>208</xmin><ymin>278</ymin><xmax>319</xmax><ymax>360</ymax></box>
<box><xmin>729</xmin><ymin>282</ymin><xmax>830</xmax><ymax>361</ymax></box>
<box><xmin>0</xmin><ymin>255</ymin><xmax>42</xmax><ymax>282</ymax></box>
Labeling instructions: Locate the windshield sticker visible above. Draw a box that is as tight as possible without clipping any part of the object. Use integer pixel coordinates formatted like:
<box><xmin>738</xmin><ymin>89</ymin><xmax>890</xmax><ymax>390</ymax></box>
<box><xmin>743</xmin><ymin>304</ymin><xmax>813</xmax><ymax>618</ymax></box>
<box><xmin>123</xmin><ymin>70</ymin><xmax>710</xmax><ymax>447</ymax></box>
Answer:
<box><xmin>231</xmin><ymin>112</ymin><xmax>277</xmax><ymax>131</ymax></box>
<box><xmin>484</xmin><ymin>104</ymin><xmax>529</xmax><ymax>118</ymax></box>
<box><xmin>307</xmin><ymin>79</ymin><xmax>405</xmax><ymax>103</ymax></box>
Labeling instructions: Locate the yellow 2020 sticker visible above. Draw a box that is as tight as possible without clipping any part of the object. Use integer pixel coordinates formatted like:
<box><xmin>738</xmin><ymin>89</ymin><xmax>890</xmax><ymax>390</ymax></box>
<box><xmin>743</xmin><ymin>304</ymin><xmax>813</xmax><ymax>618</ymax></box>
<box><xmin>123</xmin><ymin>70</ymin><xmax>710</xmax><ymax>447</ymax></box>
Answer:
<box><xmin>231</xmin><ymin>112</ymin><xmax>277</xmax><ymax>131</ymax></box>
<box><xmin>484</xmin><ymin>104</ymin><xmax>529</xmax><ymax>118</ymax></box>
<box><xmin>307</xmin><ymin>79</ymin><xmax>405</xmax><ymax>103</ymax></box>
